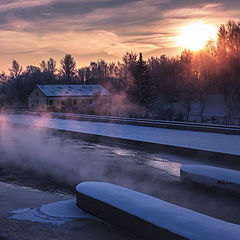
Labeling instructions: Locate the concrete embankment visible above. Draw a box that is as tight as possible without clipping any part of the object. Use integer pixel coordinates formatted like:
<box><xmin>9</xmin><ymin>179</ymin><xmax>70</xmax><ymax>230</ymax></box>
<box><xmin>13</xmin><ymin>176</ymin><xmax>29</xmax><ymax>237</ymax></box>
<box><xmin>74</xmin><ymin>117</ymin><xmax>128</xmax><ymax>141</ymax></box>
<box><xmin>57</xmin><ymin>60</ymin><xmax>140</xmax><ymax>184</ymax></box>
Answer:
<box><xmin>10</xmin><ymin>110</ymin><xmax>240</xmax><ymax>135</ymax></box>
<box><xmin>2</xmin><ymin>114</ymin><xmax>240</xmax><ymax>164</ymax></box>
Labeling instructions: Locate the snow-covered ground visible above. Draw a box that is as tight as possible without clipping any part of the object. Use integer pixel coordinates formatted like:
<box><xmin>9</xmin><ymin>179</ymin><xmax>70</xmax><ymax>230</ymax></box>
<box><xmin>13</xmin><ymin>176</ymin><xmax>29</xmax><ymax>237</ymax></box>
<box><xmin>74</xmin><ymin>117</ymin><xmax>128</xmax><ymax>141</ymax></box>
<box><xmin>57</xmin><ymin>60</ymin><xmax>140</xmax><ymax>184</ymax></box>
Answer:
<box><xmin>77</xmin><ymin>182</ymin><xmax>240</xmax><ymax>240</ymax></box>
<box><xmin>1</xmin><ymin>114</ymin><xmax>240</xmax><ymax>156</ymax></box>
<box><xmin>167</xmin><ymin>94</ymin><xmax>240</xmax><ymax>124</ymax></box>
<box><xmin>0</xmin><ymin>181</ymin><xmax>133</xmax><ymax>240</ymax></box>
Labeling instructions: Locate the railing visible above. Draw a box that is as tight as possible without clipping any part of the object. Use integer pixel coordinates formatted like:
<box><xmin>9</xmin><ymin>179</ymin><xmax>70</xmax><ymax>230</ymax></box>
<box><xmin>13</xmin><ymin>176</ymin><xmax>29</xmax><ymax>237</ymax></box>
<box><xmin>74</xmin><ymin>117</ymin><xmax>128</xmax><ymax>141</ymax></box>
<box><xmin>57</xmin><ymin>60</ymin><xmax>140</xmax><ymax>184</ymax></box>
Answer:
<box><xmin>5</xmin><ymin>108</ymin><xmax>240</xmax><ymax>126</ymax></box>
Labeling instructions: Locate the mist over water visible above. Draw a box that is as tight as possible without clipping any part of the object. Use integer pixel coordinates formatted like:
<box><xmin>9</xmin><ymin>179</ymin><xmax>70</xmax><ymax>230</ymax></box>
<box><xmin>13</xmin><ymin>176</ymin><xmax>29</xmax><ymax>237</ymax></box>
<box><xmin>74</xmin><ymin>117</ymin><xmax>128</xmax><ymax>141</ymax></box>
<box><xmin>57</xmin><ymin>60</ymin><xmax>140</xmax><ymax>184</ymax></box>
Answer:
<box><xmin>0</xmin><ymin>116</ymin><xmax>240</xmax><ymax>224</ymax></box>
<box><xmin>0</xmin><ymin>117</ymin><xmax>180</xmax><ymax>192</ymax></box>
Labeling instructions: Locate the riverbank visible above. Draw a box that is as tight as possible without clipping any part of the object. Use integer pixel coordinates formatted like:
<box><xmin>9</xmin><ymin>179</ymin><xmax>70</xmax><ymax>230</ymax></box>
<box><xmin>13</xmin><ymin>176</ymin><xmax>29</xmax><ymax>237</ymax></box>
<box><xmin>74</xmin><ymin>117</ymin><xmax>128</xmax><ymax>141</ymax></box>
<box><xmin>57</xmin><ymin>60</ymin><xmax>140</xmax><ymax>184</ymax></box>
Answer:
<box><xmin>0</xmin><ymin>181</ymin><xmax>134</xmax><ymax>240</ymax></box>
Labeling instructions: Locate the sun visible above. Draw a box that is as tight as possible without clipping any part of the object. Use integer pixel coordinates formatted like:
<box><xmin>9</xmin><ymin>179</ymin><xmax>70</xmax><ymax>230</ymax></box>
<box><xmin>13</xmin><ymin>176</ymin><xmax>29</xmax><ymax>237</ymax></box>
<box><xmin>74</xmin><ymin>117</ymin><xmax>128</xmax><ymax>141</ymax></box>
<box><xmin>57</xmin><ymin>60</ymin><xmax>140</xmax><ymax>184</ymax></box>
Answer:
<box><xmin>176</xmin><ymin>22</ymin><xmax>217</xmax><ymax>51</ymax></box>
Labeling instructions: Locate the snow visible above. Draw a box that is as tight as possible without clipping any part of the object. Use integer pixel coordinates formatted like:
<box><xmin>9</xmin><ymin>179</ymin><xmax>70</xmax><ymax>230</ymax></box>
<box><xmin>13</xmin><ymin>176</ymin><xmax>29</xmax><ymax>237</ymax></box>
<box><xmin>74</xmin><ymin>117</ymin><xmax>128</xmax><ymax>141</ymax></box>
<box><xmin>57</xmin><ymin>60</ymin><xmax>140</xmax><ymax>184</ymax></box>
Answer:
<box><xmin>40</xmin><ymin>199</ymin><xmax>93</xmax><ymax>219</ymax></box>
<box><xmin>181</xmin><ymin>165</ymin><xmax>240</xmax><ymax>185</ymax></box>
<box><xmin>9</xmin><ymin>199</ymin><xmax>98</xmax><ymax>225</ymax></box>
<box><xmin>36</xmin><ymin>84</ymin><xmax>109</xmax><ymax>97</ymax></box>
<box><xmin>9</xmin><ymin>207</ymin><xmax>68</xmax><ymax>225</ymax></box>
<box><xmin>76</xmin><ymin>182</ymin><xmax>240</xmax><ymax>240</ymax></box>
<box><xmin>2</xmin><ymin>114</ymin><xmax>240</xmax><ymax>156</ymax></box>
<box><xmin>181</xmin><ymin>164</ymin><xmax>240</xmax><ymax>192</ymax></box>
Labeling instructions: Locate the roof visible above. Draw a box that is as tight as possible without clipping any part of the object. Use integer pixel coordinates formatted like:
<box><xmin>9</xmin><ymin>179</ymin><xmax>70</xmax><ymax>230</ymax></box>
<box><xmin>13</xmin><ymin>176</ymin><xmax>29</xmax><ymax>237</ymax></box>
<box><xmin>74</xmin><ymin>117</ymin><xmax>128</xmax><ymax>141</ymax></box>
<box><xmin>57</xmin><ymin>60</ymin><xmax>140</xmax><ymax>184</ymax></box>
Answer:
<box><xmin>36</xmin><ymin>84</ymin><xmax>110</xmax><ymax>97</ymax></box>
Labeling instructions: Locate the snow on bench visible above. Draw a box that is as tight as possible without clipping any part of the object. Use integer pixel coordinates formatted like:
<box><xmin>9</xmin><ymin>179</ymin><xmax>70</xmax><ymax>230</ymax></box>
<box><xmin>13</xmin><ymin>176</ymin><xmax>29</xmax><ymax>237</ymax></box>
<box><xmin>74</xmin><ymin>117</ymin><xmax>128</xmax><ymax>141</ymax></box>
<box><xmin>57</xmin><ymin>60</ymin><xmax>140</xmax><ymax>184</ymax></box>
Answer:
<box><xmin>76</xmin><ymin>182</ymin><xmax>240</xmax><ymax>240</ymax></box>
<box><xmin>181</xmin><ymin>164</ymin><xmax>240</xmax><ymax>193</ymax></box>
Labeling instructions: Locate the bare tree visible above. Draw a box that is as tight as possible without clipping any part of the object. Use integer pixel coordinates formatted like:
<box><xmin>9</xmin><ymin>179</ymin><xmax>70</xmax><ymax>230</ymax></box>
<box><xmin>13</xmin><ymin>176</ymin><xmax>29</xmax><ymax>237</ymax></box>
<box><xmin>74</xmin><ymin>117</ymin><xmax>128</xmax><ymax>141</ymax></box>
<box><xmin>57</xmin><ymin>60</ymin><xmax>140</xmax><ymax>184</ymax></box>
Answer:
<box><xmin>40</xmin><ymin>60</ymin><xmax>48</xmax><ymax>72</ymax></box>
<box><xmin>193</xmin><ymin>45</ymin><xmax>216</xmax><ymax>122</ymax></box>
<box><xmin>8</xmin><ymin>59</ymin><xmax>22</xmax><ymax>102</ymax></box>
<box><xmin>40</xmin><ymin>58</ymin><xmax>57</xmax><ymax>84</ymax></box>
<box><xmin>0</xmin><ymin>72</ymin><xmax>8</xmax><ymax>84</ymax></box>
<box><xmin>217</xmin><ymin>20</ymin><xmax>240</xmax><ymax>124</ymax></box>
<box><xmin>180</xmin><ymin>50</ymin><xmax>196</xmax><ymax>121</ymax></box>
<box><xmin>9</xmin><ymin>59</ymin><xmax>22</xmax><ymax>79</ymax></box>
<box><xmin>47</xmin><ymin>58</ymin><xmax>57</xmax><ymax>74</ymax></box>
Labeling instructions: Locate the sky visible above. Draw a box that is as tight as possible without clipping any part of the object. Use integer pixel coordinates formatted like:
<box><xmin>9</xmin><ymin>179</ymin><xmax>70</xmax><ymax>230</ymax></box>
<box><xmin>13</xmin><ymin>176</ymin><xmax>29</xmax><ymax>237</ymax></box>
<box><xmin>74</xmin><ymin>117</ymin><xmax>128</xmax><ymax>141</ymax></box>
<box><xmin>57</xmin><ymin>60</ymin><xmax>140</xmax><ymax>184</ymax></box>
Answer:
<box><xmin>1</xmin><ymin>0</ymin><xmax>240</xmax><ymax>72</ymax></box>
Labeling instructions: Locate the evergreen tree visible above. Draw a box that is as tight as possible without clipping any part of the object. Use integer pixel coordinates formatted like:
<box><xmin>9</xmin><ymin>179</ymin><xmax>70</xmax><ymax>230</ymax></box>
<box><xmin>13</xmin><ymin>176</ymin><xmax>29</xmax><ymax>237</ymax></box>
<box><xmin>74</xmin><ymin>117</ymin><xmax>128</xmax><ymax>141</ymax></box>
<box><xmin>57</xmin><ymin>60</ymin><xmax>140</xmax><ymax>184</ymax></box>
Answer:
<box><xmin>60</xmin><ymin>54</ymin><xmax>76</xmax><ymax>83</ymax></box>
<box><xmin>128</xmin><ymin>53</ymin><xmax>155</xmax><ymax>107</ymax></box>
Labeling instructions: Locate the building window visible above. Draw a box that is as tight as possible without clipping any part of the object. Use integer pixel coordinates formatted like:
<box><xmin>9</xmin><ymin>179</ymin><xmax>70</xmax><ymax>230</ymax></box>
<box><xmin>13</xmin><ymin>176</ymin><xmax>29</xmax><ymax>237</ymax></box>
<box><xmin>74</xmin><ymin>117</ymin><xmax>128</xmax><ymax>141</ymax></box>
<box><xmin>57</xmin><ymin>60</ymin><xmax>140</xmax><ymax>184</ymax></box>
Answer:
<box><xmin>36</xmin><ymin>91</ymin><xmax>38</xmax><ymax>96</ymax></box>
<box><xmin>49</xmin><ymin>100</ymin><xmax>53</xmax><ymax>105</ymax></box>
<box><xmin>89</xmin><ymin>99</ymin><xmax>93</xmax><ymax>104</ymax></box>
<box><xmin>36</xmin><ymin>100</ymin><xmax>39</xmax><ymax>104</ymax></box>
<box><xmin>73</xmin><ymin>99</ymin><xmax>77</xmax><ymax>105</ymax></box>
<box><xmin>61</xmin><ymin>100</ymin><xmax>65</xmax><ymax>105</ymax></box>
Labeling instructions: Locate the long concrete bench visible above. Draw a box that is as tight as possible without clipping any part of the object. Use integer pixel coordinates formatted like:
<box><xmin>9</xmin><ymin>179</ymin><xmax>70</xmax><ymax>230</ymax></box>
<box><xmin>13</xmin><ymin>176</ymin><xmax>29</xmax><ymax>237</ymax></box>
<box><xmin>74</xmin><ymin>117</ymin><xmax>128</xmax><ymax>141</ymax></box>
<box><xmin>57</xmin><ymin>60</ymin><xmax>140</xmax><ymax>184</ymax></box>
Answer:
<box><xmin>181</xmin><ymin>164</ymin><xmax>240</xmax><ymax>193</ymax></box>
<box><xmin>76</xmin><ymin>182</ymin><xmax>240</xmax><ymax>240</ymax></box>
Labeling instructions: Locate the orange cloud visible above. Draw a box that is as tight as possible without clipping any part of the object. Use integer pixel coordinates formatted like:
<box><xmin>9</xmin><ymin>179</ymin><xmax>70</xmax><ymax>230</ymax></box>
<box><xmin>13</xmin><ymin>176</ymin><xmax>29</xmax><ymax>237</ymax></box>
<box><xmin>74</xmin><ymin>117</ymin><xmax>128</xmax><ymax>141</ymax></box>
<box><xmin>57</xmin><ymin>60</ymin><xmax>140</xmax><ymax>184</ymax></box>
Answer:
<box><xmin>0</xmin><ymin>0</ymin><xmax>240</xmax><ymax>72</ymax></box>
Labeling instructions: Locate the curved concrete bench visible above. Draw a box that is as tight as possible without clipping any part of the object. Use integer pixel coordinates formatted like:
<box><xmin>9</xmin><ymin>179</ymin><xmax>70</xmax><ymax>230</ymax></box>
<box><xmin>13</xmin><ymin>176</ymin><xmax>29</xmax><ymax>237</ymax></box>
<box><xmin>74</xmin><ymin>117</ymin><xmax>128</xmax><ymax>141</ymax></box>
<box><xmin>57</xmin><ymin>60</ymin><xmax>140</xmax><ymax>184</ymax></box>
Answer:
<box><xmin>76</xmin><ymin>182</ymin><xmax>240</xmax><ymax>240</ymax></box>
<box><xmin>181</xmin><ymin>164</ymin><xmax>240</xmax><ymax>193</ymax></box>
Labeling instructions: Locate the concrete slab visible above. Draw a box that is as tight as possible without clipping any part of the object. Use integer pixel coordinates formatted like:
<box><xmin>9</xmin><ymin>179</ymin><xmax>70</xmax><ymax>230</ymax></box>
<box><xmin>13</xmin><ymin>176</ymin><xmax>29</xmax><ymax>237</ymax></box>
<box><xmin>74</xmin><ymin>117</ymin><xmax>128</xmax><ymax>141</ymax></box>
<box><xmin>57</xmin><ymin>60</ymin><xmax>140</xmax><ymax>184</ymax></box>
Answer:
<box><xmin>76</xmin><ymin>182</ymin><xmax>240</xmax><ymax>240</ymax></box>
<box><xmin>181</xmin><ymin>164</ymin><xmax>240</xmax><ymax>193</ymax></box>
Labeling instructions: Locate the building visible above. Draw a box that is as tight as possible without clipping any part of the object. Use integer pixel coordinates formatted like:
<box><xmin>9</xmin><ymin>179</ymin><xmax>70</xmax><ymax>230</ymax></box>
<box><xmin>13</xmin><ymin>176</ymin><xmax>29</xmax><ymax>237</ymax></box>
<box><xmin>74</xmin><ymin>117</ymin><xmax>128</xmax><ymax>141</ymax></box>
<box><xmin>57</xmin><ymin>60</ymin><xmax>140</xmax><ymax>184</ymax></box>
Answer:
<box><xmin>28</xmin><ymin>84</ymin><xmax>110</xmax><ymax>113</ymax></box>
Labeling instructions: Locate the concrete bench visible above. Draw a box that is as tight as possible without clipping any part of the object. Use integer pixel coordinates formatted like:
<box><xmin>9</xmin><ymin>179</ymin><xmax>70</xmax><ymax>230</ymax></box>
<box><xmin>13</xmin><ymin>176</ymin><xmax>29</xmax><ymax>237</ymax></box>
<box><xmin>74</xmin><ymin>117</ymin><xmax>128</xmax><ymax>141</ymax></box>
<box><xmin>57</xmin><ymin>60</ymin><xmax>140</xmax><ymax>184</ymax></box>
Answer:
<box><xmin>76</xmin><ymin>182</ymin><xmax>240</xmax><ymax>240</ymax></box>
<box><xmin>181</xmin><ymin>164</ymin><xmax>240</xmax><ymax>193</ymax></box>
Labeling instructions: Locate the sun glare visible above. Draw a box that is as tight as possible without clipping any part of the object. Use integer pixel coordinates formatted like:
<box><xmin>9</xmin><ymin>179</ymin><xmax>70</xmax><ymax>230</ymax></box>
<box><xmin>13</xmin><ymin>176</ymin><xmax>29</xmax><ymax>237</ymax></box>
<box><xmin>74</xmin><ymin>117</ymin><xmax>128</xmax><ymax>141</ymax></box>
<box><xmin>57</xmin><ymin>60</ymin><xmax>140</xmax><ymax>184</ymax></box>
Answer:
<box><xmin>176</xmin><ymin>22</ymin><xmax>217</xmax><ymax>51</ymax></box>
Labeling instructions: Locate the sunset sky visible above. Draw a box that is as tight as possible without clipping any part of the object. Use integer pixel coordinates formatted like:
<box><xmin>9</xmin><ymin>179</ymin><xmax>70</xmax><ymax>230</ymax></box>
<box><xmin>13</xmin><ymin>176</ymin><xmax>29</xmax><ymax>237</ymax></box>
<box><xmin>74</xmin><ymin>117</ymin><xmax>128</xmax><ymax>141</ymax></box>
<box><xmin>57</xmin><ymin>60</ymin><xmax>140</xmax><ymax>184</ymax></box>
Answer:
<box><xmin>1</xmin><ymin>0</ymin><xmax>240</xmax><ymax>72</ymax></box>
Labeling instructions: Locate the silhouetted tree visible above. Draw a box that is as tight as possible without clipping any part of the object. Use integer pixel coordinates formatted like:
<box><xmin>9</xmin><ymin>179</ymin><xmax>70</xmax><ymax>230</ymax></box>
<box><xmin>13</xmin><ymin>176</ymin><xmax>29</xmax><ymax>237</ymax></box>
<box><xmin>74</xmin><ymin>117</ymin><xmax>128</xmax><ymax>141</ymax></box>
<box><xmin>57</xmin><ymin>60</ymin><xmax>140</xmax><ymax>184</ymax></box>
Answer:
<box><xmin>217</xmin><ymin>20</ymin><xmax>240</xmax><ymax>124</ymax></box>
<box><xmin>193</xmin><ymin>45</ymin><xmax>216</xmax><ymax>122</ymax></box>
<box><xmin>0</xmin><ymin>72</ymin><xmax>8</xmax><ymax>84</ymax></box>
<box><xmin>180</xmin><ymin>50</ymin><xmax>197</xmax><ymax>121</ymax></box>
<box><xmin>128</xmin><ymin>53</ymin><xmax>155</xmax><ymax>107</ymax></box>
<box><xmin>59</xmin><ymin>54</ymin><xmax>76</xmax><ymax>83</ymax></box>
<box><xmin>40</xmin><ymin>58</ymin><xmax>57</xmax><ymax>84</ymax></box>
<box><xmin>1</xmin><ymin>19</ymin><xmax>240</xmax><ymax>122</ymax></box>
<box><xmin>8</xmin><ymin>60</ymin><xmax>22</xmax><ymax>103</ymax></box>
<box><xmin>9</xmin><ymin>60</ymin><xmax>22</xmax><ymax>79</ymax></box>
<box><xmin>120</xmin><ymin>52</ymin><xmax>137</xmax><ymax>90</ymax></box>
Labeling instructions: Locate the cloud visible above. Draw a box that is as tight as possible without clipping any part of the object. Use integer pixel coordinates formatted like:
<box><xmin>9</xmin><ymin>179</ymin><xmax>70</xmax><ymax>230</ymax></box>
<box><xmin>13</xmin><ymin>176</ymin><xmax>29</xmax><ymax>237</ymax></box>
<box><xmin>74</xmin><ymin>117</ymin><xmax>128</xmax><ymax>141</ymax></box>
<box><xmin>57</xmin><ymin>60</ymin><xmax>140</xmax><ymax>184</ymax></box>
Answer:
<box><xmin>0</xmin><ymin>0</ymin><xmax>240</xmax><ymax>71</ymax></box>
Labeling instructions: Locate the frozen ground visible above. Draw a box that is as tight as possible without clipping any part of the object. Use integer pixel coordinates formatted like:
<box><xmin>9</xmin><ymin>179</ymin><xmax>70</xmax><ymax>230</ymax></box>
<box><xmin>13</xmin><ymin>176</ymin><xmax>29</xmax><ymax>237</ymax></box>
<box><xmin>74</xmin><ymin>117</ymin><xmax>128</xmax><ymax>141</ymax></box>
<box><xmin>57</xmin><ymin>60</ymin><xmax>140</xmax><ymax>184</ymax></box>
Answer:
<box><xmin>9</xmin><ymin>199</ymin><xmax>98</xmax><ymax>225</ymax></box>
<box><xmin>0</xmin><ymin>182</ymin><xmax>134</xmax><ymax>240</ymax></box>
<box><xmin>1</xmin><ymin>114</ymin><xmax>240</xmax><ymax>156</ymax></box>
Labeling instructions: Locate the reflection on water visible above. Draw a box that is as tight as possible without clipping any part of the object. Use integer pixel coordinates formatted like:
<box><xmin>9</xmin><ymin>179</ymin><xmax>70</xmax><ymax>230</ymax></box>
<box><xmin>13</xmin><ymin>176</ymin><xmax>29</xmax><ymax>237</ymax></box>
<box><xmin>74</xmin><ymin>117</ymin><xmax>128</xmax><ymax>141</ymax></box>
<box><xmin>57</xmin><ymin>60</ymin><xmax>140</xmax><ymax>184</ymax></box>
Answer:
<box><xmin>0</xmin><ymin>122</ymin><xmax>182</xmax><ymax>186</ymax></box>
<box><xmin>146</xmin><ymin>159</ymin><xmax>181</xmax><ymax>177</ymax></box>
<box><xmin>105</xmin><ymin>146</ymin><xmax>181</xmax><ymax>178</ymax></box>
<box><xmin>61</xmin><ymin>137</ymin><xmax>182</xmax><ymax>178</ymax></box>
<box><xmin>111</xmin><ymin>149</ymin><xmax>135</xmax><ymax>157</ymax></box>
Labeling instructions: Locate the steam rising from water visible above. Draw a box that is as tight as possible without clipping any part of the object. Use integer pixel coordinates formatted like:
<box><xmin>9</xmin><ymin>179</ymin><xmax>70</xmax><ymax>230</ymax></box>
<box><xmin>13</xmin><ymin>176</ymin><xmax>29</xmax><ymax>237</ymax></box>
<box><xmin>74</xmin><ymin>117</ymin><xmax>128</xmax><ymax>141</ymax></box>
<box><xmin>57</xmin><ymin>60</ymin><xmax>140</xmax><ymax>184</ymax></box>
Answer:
<box><xmin>1</xmin><ymin>114</ymin><xmax>240</xmax><ymax>225</ymax></box>
<box><xmin>0</xmin><ymin>114</ymin><xmax>180</xmax><ymax>194</ymax></box>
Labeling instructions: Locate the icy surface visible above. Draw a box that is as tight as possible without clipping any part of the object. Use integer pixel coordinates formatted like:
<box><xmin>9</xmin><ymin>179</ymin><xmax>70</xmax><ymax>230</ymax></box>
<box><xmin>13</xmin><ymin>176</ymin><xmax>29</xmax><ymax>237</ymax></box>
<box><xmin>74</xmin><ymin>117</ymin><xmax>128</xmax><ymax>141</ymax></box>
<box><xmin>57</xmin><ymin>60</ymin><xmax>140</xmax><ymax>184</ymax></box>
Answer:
<box><xmin>9</xmin><ymin>199</ymin><xmax>97</xmax><ymax>225</ymax></box>
<box><xmin>181</xmin><ymin>165</ymin><xmax>240</xmax><ymax>185</ymax></box>
<box><xmin>37</xmin><ymin>84</ymin><xmax>109</xmax><ymax>97</ymax></box>
<box><xmin>40</xmin><ymin>199</ymin><xmax>94</xmax><ymax>218</ymax></box>
<box><xmin>77</xmin><ymin>182</ymin><xmax>240</xmax><ymax>240</ymax></box>
<box><xmin>2</xmin><ymin>114</ymin><xmax>240</xmax><ymax>156</ymax></box>
<box><xmin>11</xmin><ymin>208</ymin><xmax>31</xmax><ymax>214</ymax></box>
<box><xmin>9</xmin><ymin>208</ymin><xmax>69</xmax><ymax>225</ymax></box>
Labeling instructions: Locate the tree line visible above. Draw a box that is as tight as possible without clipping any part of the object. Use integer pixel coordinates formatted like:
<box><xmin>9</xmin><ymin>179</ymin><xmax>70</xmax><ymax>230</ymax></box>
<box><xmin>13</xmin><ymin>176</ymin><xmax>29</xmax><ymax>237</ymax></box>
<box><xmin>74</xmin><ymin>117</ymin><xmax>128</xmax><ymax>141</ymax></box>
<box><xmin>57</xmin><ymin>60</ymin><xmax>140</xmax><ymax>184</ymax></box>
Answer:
<box><xmin>1</xmin><ymin>20</ymin><xmax>240</xmax><ymax>122</ymax></box>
